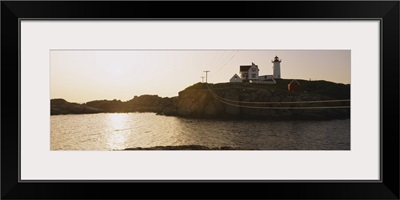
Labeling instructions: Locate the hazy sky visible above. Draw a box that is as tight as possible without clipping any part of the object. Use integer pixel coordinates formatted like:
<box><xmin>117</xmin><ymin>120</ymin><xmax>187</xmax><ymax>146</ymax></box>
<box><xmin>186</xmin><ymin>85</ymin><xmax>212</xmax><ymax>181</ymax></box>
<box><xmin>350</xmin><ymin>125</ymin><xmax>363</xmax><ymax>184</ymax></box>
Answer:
<box><xmin>51</xmin><ymin>50</ymin><xmax>350</xmax><ymax>103</ymax></box>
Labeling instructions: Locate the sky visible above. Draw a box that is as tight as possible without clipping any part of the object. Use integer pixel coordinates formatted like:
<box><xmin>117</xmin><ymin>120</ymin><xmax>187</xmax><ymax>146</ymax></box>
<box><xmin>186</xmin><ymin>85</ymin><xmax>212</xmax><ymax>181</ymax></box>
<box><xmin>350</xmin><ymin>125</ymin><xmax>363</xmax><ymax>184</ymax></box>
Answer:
<box><xmin>51</xmin><ymin>50</ymin><xmax>350</xmax><ymax>103</ymax></box>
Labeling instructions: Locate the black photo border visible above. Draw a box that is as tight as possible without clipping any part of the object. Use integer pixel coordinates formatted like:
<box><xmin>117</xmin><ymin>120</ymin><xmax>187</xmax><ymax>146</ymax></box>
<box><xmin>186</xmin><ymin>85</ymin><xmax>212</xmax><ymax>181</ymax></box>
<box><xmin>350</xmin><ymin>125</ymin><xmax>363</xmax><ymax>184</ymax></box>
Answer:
<box><xmin>1</xmin><ymin>1</ymin><xmax>399</xmax><ymax>199</ymax></box>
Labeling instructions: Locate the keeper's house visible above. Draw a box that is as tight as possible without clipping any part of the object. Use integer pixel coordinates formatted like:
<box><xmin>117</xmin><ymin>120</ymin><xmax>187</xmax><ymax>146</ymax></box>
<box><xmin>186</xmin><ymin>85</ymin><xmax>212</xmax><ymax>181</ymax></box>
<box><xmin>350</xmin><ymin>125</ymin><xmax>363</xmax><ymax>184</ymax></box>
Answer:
<box><xmin>229</xmin><ymin>55</ymin><xmax>282</xmax><ymax>84</ymax></box>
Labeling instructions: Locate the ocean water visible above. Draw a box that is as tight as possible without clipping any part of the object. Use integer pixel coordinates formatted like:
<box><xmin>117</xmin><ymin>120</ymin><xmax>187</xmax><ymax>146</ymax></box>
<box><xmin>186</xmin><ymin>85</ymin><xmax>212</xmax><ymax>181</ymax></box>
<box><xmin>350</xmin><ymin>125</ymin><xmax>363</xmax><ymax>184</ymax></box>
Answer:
<box><xmin>50</xmin><ymin>113</ymin><xmax>350</xmax><ymax>150</ymax></box>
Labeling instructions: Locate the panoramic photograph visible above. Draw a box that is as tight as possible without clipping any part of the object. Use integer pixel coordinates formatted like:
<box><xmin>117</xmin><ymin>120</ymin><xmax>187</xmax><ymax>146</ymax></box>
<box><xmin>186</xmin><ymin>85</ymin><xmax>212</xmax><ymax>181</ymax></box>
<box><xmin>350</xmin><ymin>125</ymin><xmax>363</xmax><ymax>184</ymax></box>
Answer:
<box><xmin>50</xmin><ymin>50</ymin><xmax>350</xmax><ymax>150</ymax></box>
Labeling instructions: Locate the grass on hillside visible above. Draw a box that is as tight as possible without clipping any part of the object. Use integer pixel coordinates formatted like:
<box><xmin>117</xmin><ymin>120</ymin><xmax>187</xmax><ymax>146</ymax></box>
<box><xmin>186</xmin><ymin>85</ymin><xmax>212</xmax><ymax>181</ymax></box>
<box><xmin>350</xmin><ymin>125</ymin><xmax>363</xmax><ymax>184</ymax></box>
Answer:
<box><xmin>184</xmin><ymin>79</ymin><xmax>350</xmax><ymax>100</ymax></box>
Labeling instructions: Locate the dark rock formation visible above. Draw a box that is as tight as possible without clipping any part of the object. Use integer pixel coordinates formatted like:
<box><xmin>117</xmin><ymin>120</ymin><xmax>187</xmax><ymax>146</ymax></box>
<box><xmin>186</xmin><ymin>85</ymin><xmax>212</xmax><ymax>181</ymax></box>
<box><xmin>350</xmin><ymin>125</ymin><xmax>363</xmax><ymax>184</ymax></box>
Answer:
<box><xmin>83</xmin><ymin>95</ymin><xmax>179</xmax><ymax>115</ymax></box>
<box><xmin>51</xmin><ymin>99</ymin><xmax>103</xmax><ymax>115</ymax></box>
<box><xmin>51</xmin><ymin>79</ymin><xmax>350</xmax><ymax>120</ymax></box>
<box><xmin>175</xmin><ymin>80</ymin><xmax>350</xmax><ymax>120</ymax></box>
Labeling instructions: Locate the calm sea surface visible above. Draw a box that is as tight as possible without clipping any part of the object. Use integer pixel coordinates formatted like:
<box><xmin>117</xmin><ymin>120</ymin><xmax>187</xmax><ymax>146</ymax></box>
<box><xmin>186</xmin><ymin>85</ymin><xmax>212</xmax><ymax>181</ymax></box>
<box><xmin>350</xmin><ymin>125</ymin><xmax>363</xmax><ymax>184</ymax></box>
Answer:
<box><xmin>51</xmin><ymin>113</ymin><xmax>350</xmax><ymax>150</ymax></box>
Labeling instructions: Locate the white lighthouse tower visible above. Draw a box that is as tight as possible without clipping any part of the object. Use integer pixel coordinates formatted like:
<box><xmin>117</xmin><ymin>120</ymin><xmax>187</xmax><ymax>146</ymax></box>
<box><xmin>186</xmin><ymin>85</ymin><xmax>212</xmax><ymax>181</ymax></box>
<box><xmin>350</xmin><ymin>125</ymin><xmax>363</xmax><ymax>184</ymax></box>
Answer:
<box><xmin>272</xmin><ymin>55</ymin><xmax>282</xmax><ymax>79</ymax></box>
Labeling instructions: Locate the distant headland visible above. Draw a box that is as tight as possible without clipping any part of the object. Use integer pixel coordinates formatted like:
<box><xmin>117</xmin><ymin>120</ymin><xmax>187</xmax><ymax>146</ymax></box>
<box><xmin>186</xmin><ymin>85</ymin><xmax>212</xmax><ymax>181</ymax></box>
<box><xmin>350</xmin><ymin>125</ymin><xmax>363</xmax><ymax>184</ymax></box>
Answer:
<box><xmin>51</xmin><ymin>79</ymin><xmax>350</xmax><ymax>120</ymax></box>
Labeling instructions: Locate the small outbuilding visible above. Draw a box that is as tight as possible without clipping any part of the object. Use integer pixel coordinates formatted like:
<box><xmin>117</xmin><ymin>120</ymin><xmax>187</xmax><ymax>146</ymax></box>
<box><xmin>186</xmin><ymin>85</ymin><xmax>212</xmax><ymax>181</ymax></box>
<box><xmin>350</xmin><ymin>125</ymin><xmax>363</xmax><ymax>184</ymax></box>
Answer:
<box><xmin>288</xmin><ymin>80</ymin><xmax>300</xmax><ymax>92</ymax></box>
<box><xmin>230</xmin><ymin>74</ymin><xmax>242</xmax><ymax>83</ymax></box>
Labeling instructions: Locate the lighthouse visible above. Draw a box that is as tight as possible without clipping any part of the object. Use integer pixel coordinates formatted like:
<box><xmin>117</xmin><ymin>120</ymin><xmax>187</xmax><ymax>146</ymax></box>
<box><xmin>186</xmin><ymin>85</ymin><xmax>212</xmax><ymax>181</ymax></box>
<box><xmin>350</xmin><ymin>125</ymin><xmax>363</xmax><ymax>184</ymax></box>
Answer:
<box><xmin>272</xmin><ymin>55</ymin><xmax>282</xmax><ymax>79</ymax></box>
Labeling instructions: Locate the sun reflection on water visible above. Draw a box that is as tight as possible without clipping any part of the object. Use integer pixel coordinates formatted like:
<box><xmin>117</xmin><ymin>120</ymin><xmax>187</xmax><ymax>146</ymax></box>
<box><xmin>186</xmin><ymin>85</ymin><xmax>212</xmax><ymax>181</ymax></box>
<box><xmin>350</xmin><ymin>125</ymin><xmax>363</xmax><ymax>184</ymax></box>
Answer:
<box><xmin>51</xmin><ymin>113</ymin><xmax>350</xmax><ymax>150</ymax></box>
<box><xmin>106</xmin><ymin>113</ymin><xmax>130</xmax><ymax>150</ymax></box>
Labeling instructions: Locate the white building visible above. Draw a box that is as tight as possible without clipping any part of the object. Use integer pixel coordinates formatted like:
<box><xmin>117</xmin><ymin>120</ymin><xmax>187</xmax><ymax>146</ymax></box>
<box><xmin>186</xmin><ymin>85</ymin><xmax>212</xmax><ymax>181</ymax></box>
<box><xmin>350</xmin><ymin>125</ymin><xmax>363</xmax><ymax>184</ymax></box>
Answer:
<box><xmin>229</xmin><ymin>74</ymin><xmax>242</xmax><ymax>83</ymax></box>
<box><xmin>272</xmin><ymin>55</ymin><xmax>282</xmax><ymax>79</ymax></box>
<box><xmin>239</xmin><ymin>62</ymin><xmax>259</xmax><ymax>82</ymax></box>
<box><xmin>229</xmin><ymin>56</ymin><xmax>282</xmax><ymax>84</ymax></box>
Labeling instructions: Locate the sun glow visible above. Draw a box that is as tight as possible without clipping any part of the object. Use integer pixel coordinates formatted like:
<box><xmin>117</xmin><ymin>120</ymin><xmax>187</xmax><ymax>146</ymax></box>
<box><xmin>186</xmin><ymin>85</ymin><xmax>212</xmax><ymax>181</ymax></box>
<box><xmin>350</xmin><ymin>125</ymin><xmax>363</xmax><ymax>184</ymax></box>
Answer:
<box><xmin>51</xmin><ymin>50</ymin><xmax>350</xmax><ymax>103</ymax></box>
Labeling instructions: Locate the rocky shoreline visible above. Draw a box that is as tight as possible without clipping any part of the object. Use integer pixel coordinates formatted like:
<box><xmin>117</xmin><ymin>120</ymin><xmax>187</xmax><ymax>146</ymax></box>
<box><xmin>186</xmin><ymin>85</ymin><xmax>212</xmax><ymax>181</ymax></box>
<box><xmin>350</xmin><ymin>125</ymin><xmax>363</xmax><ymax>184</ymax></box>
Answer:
<box><xmin>124</xmin><ymin>145</ymin><xmax>258</xmax><ymax>150</ymax></box>
<box><xmin>51</xmin><ymin>79</ymin><xmax>350</xmax><ymax>120</ymax></box>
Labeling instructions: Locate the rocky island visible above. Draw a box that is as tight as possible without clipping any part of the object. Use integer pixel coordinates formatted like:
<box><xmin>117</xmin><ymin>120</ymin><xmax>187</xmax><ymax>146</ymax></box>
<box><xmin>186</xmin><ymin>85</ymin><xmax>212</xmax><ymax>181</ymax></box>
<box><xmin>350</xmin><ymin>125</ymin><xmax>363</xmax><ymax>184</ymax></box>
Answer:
<box><xmin>51</xmin><ymin>79</ymin><xmax>350</xmax><ymax>120</ymax></box>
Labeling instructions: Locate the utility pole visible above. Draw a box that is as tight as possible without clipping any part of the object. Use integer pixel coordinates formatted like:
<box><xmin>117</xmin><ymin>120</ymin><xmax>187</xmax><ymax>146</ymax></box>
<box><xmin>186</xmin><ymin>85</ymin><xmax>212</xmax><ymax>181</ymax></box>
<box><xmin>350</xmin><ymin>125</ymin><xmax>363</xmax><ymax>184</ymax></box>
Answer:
<box><xmin>203</xmin><ymin>70</ymin><xmax>210</xmax><ymax>83</ymax></box>
<box><xmin>201</xmin><ymin>76</ymin><xmax>205</xmax><ymax>83</ymax></box>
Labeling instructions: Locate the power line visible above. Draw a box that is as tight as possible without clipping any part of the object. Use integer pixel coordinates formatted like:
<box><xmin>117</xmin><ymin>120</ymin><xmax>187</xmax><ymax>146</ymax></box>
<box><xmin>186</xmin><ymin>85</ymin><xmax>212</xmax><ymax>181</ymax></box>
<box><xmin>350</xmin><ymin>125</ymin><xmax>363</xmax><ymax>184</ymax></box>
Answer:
<box><xmin>213</xmin><ymin>51</ymin><xmax>231</xmax><ymax>70</ymax></box>
<box><xmin>206</xmin><ymin>84</ymin><xmax>350</xmax><ymax>104</ymax></box>
<box><xmin>201</xmin><ymin>52</ymin><xmax>349</xmax><ymax>109</ymax></box>
<box><xmin>213</xmin><ymin>95</ymin><xmax>350</xmax><ymax>109</ymax></box>
<box><xmin>214</xmin><ymin>94</ymin><xmax>350</xmax><ymax>104</ymax></box>
<box><xmin>215</xmin><ymin>51</ymin><xmax>238</xmax><ymax>73</ymax></box>
<box><xmin>206</xmin><ymin>51</ymin><xmax>221</xmax><ymax>69</ymax></box>
<box><xmin>203</xmin><ymin>71</ymin><xmax>210</xmax><ymax>83</ymax></box>
<box><xmin>205</xmin><ymin>84</ymin><xmax>350</xmax><ymax>109</ymax></box>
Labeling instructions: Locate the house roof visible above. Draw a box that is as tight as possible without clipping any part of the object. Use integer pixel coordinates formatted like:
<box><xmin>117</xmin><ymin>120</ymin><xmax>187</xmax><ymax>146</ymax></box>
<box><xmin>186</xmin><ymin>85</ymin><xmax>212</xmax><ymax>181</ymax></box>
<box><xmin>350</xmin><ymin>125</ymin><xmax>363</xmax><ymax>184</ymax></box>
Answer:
<box><xmin>240</xmin><ymin>62</ymin><xmax>259</xmax><ymax>72</ymax></box>
<box><xmin>288</xmin><ymin>79</ymin><xmax>300</xmax><ymax>85</ymax></box>
<box><xmin>240</xmin><ymin>65</ymin><xmax>252</xmax><ymax>72</ymax></box>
